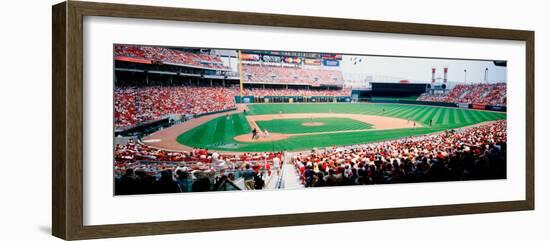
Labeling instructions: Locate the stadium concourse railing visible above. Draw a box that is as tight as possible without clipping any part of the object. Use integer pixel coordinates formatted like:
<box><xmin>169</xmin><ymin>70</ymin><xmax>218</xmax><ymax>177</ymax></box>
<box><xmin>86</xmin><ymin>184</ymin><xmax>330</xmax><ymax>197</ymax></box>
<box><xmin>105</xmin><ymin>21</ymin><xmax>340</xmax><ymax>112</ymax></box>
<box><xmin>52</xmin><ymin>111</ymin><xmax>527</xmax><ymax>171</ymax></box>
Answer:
<box><xmin>114</xmin><ymin>107</ymin><xmax>237</xmax><ymax>138</ymax></box>
<box><xmin>366</xmin><ymin>98</ymin><xmax>507</xmax><ymax>112</ymax></box>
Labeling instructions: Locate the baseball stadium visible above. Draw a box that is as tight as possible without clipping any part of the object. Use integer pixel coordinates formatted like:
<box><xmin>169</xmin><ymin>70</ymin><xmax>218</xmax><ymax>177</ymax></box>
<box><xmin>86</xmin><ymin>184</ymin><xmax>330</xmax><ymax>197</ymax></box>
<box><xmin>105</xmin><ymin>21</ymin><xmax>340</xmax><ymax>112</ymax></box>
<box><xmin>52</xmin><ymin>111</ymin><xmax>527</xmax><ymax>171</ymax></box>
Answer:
<box><xmin>113</xmin><ymin>45</ymin><xmax>507</xmax><ymax>195</ymax></box>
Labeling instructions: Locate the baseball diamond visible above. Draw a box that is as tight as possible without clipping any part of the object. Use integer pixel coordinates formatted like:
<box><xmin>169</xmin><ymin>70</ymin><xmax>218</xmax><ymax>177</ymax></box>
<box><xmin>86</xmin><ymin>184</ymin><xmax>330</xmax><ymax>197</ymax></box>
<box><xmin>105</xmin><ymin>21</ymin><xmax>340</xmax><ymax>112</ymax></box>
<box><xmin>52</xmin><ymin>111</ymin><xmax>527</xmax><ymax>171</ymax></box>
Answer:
<box><xmin>141</xmin><ymin>103</ymin><xmax>506</xmax><ymax>152</ymax></box>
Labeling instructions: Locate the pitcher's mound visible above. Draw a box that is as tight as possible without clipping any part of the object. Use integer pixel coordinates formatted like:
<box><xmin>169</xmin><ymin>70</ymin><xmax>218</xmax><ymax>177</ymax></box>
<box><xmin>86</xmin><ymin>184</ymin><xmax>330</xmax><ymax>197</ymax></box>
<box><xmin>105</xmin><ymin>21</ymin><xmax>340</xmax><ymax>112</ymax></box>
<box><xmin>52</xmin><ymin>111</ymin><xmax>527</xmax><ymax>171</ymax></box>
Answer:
<box><xmin>302</xmin><ymin>122</ymin><xmax>325</xmax><ymax>127</ymax></box>
<box><xmin>234</xmin><ymin>133</ymin><xmax>289</xmax><ymax>143</ymax></box>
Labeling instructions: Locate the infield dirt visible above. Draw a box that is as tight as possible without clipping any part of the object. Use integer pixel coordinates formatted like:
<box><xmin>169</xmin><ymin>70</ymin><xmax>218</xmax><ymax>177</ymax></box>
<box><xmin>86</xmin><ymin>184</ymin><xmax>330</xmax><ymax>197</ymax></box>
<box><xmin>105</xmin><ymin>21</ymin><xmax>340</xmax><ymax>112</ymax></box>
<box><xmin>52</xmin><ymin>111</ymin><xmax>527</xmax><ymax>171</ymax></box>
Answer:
<box><xmin>234</xmin><ymin>113</ymin><xmax>420</xmax><ymax>143</ymax></box>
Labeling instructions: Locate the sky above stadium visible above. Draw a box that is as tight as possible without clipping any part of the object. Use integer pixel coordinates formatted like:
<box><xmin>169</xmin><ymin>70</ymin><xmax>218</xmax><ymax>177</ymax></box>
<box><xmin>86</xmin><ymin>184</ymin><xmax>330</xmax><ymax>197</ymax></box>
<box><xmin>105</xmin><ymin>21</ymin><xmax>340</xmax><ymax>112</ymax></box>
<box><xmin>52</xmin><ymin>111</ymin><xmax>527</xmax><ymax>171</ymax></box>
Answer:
<box><xmin>340</xmin><ymin>55</ymin><xmax>507</xmax><ymax>84</ymax></box>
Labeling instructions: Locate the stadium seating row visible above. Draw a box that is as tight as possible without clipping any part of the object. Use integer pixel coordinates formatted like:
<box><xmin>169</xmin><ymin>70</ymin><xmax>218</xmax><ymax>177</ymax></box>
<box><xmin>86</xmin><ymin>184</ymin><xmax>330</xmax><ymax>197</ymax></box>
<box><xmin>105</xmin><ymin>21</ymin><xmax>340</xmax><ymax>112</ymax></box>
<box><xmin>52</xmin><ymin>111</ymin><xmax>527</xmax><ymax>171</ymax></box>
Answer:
<box><xmin>242</xmin><ymin>64</ymin><xmax>344</xmax><ymax>85</ymax></box>
<box><xmin>114</xmin><ymin>139</ymin><xmax>283</xmax><ymax>194</ymax></box>
<box><xmin>294</xmin><ymin>120</ymin><xmax>507</xmax><ymax>186</ymax></box>
<box><xmin>114</xmin><ymin>86</ymin><xmax>236</xmax><ymax>128</ymax></box>
<box><xmin>115</xmin><ymin>139</ymin><xmax>282</xmax><ymax>165</ymax></box>
<box><xmin>115</xmin><ymin>45</ymin><xmax>227</xmax><ymax>69</ymax></box>
<box><xmin>241</xmin><ymin>87</ymin><xmax>351</xmax><ymax>96</ymax></box>
<box><xmin>417</xmin><ymin>83</ymin><xmax>506</xmax><ymax>106</ymax></box>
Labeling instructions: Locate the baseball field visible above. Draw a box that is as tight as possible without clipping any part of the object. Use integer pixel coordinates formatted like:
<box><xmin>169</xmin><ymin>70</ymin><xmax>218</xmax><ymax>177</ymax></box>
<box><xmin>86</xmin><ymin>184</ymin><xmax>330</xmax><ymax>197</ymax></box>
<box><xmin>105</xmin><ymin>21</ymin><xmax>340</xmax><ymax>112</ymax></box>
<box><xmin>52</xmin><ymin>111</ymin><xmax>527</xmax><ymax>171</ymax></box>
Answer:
<box><xmin>144</xmin><ymin>103</ymin><xmax>506</xmax><ymax>152</ymax></box>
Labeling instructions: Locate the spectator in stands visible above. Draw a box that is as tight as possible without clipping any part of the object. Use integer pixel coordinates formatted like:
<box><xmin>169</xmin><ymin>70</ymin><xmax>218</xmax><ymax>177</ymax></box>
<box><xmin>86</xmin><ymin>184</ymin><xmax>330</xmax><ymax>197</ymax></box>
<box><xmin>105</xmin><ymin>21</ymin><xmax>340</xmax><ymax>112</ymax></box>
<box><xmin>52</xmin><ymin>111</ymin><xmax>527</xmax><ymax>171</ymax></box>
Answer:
<box><xmin>175</xmin><ymin>168</ymin><xmax>193</xmax><ymax>192</ymax></box>
<box><xmin>191</xmin><ymin>171</ymin><xmax>212</xmax><ymax>192</ymax></box>
<box><xmin>305</xmin><ymin>164</ymin><xmax>319</xmax><ymax>187</ymax></box>
<box><xmin>134</xmin><ymin>168</ymin><xmax>155</xmax><ymax>194</ymax></box>
<box><xmin>114</xmin><ymin>168</ymin><xmax>136</xmax><ymax>195</ymax></box>
<box><xmin>254</xmin><ymin>173</ymin><xmax>265</xmax><ymax>190</ymax></box>
<box><xmin>154</xmin><ymin>170</ymin><xmax>180</xmax><ymax>193</ymax></box>
<box><xmin>242</xmin><ymin>164</ymin><xmax>256</xmax><ymax>190</ymax></box>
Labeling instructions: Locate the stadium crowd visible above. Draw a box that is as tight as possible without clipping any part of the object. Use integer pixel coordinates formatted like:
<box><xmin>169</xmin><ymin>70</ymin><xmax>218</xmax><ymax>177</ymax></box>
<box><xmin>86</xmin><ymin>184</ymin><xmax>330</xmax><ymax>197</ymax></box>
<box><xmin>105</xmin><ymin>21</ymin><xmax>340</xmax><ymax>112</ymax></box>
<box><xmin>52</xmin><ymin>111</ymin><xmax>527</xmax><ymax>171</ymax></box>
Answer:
<box><xmin>114</xmin><ymin>139</ymin><xmax>284</xmax><ymax>194</ymax></box>
<box><xmin>115</xmin><ymin>45</ymin><xmax>227</xmax><ymax>69</ymax></box>
<box><xmin>114</xmin><ymin>120</ymin><xmax>506</xmax><ymax>194</ymax></box>
<box><xmin>417</xmin><ymin>83</ymin><xmax>506</xmax><ymax>106</ymax></box>
<box><xmin>114</xmin><ymin>86</ymin><xmax>236</xmax><ymax>128</ymax></box>
<box><xmin>293</xmin><ymin>120</ymin><xmax>507</xmax><ymax>187</ymax></box>
<box><xmin>241</xmin><ymin>87</ymin><xmax>351</xmax><ymax>96</ymax></box>
<box><xmin>242</xmin><ymin>64</ymin><xmax>344</xmax><ymax>85</ymax></box>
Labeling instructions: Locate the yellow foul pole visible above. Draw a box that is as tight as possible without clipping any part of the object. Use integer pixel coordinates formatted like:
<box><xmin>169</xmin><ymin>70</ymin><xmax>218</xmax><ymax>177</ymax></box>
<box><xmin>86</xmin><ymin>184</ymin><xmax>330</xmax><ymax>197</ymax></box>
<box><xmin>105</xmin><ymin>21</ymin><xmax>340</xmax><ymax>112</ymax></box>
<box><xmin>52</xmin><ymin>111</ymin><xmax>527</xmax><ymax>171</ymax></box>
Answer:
<box><xmin>237</xmin><ymin>50</ymin><xmax>244</xmax><ymax>100</ymax></box>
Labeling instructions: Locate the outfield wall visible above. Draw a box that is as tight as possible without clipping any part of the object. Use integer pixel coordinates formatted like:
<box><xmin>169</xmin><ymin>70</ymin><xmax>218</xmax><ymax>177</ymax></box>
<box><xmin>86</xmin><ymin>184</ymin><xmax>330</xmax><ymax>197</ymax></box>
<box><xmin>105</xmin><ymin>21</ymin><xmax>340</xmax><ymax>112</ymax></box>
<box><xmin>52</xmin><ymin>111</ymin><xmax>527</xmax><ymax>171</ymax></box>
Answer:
<box><xmin>234</xmin><ymin>95</ymin><xmax>506</xmax><ymax>112</ymax></box>
<box><xmin>235</xmin><ymin>95</ymin><xmax>352</xmax><ymax>104</ymax></box>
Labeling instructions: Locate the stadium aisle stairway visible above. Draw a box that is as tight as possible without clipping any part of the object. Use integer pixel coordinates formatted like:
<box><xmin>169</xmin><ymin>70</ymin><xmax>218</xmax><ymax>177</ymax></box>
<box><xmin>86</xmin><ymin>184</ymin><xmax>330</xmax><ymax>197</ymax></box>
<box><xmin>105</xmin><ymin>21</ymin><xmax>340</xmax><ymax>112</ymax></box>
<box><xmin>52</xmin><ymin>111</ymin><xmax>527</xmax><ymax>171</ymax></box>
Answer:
<box><xmin>281</xmin><ymin>162</ymin><xmax>304</xmax><ymax>189</ymax></box>
<box><xmin>265</xmin><ymin>172</ymin><xmax>279</xmax><ymax>190</ymax></box>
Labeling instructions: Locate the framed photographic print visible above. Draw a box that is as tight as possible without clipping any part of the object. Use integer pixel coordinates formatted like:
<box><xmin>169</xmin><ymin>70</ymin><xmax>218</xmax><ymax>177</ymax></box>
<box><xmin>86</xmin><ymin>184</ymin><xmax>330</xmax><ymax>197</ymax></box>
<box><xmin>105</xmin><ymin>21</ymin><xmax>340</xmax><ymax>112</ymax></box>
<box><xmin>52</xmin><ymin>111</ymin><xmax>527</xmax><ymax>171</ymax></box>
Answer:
<box><xmin>52</xmin><ymin>1</ymin><xmax>534</xmax><ymax>240</ymax></box>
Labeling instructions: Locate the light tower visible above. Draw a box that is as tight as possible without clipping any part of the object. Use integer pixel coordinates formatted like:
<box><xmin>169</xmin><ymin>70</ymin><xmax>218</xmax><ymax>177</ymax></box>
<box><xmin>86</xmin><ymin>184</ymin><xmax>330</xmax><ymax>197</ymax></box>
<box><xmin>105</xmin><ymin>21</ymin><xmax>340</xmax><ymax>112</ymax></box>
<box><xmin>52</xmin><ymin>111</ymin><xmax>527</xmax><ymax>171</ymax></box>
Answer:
<box><xmin>484</xmin><ymin>67</ymin><xmax>489</xmax><ymax>83</ymax></box>
<box><xmin>431</xmin><ymin>67</ymin><xmax>436</xmax><ymax>94</ymax></box>
<box><xmin>443</xmin><ymin>67</ymin><xmax>448</xmax><ymax>93</ymax></box>
<box><xmin>464</xmin><ymin>69</ymin><xmax>467</xmax><ymax>83</ymax></box>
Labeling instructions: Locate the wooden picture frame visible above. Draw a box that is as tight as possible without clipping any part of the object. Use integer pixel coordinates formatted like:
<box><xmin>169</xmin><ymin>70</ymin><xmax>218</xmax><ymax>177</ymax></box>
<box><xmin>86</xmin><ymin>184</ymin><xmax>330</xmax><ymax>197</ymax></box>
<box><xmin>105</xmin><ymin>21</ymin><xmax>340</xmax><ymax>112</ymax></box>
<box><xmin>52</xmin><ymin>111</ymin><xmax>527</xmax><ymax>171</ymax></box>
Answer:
<box><xmin>52</xmin><ymin>1</ymin><xmax>534</xmax><ymax>240</ymax></box>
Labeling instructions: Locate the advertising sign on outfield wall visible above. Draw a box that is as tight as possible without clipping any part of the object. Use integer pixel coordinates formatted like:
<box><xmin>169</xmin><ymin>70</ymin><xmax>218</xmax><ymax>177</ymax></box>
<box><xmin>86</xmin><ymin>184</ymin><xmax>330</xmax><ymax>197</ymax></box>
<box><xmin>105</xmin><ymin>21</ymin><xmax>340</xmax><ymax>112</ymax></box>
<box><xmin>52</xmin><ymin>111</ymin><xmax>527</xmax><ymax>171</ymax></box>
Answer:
<box><xmin>471</xmin><ymin>104</ymin><xmax>487</xmax><ymax>110</ymax></box>
<box><xmin>458</xmin><ymin>103</ymin><xmax>470</xmax><ymax>109</ymax></box>
<box><xmin>486</xmin><ymin>105</ymin><xmax>507</xmax><ymax>112</ymax></box>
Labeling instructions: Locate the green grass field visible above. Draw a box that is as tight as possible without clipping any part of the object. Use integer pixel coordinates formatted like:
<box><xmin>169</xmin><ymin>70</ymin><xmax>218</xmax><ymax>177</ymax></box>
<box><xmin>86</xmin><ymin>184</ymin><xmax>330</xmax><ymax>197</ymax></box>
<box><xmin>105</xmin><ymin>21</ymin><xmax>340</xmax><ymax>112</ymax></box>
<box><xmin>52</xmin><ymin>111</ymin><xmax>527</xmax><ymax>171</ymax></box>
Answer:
<box><xmin>256</xmin><ymin>117</ymin><xmax>373</xmax><ymax>134</ymax></box>
<box><xmin>176</xmin><ymin>103</ymin><xmax>506</xmax><ymax>152</ymax></box>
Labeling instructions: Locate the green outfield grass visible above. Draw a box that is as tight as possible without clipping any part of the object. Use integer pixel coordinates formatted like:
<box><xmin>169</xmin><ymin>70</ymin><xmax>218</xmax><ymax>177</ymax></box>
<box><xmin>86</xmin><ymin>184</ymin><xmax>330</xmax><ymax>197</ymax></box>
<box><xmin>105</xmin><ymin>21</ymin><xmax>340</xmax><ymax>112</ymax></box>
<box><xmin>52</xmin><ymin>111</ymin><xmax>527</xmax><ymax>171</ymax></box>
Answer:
<box><xmin>256</xmin><ymin>117</ymin><xmax>373</xmax><ymax>134</ymax></box>
<box><xmin>176</xmin><ymin>103</ymin><xmax>506</xmax><ymax>152</ymax></box>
